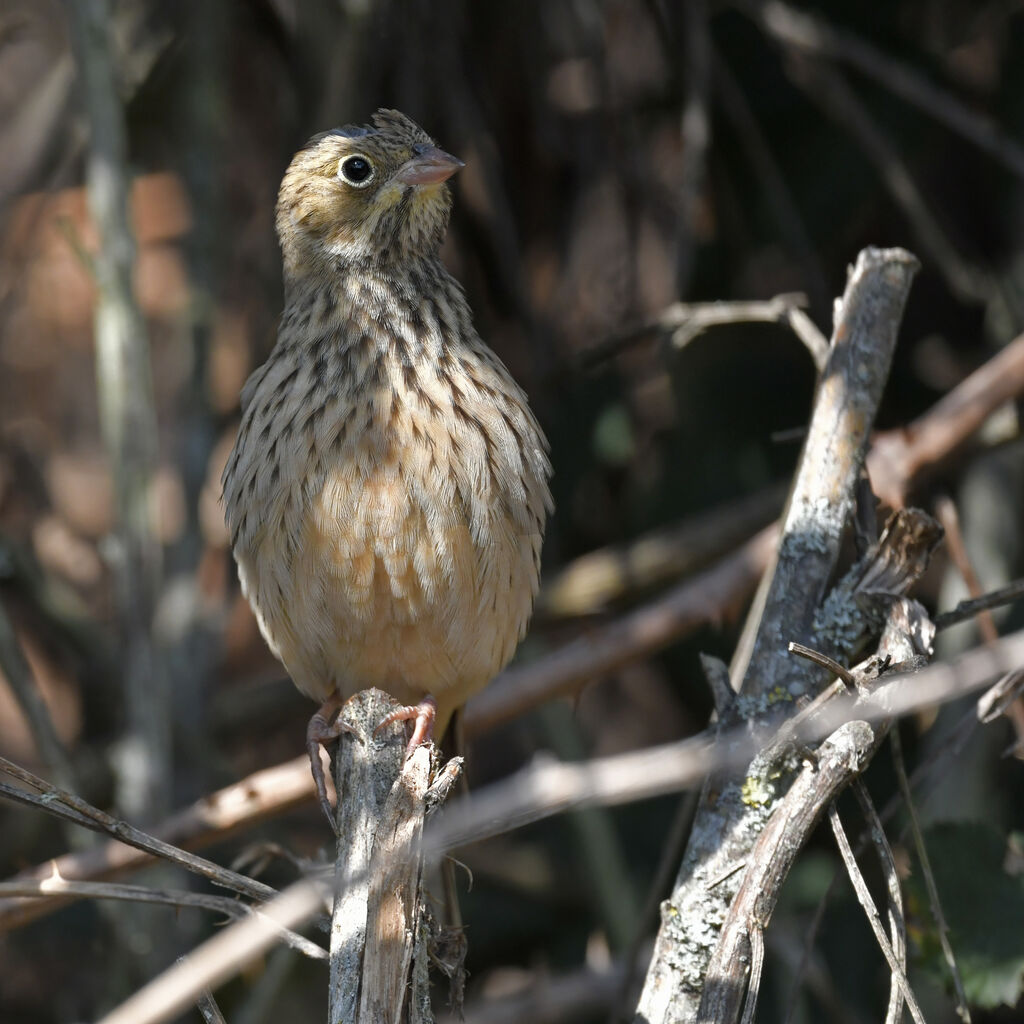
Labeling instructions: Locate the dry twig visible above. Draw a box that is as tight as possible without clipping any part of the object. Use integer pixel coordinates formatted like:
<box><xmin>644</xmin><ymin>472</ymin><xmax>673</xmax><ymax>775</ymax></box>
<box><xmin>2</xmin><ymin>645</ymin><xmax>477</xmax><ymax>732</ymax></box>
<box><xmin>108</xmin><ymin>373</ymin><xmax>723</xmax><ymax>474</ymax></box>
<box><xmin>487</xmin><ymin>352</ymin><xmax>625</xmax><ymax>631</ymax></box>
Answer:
<box><xmin>581</xmin><ymin>292</ymin><xmax>825</xmax><ymax>369</ymax></box>
<box><xmin>829</xmin><ymin>804</ymin><xmax>926</xmax><ymax>1024</ymax></box>
<box><xmin>0</xmin><ymin>602</ymin><xmax>77</xmax><ymax>796</ymax></box>
<box><xmin>850</xmin><ymin>781</ymin><xmax>907</xmax><ymax>1024</ymax></box>
<box><xmin>90</xmin><ymin>622</ymin><xmax>1024</xmax><ymax>1024</ymax></box>
<box><xmin>696</xmin><ymin>721</ymin><xmax>879</xmax><ymax>1024</ymax></box>
<box><xmin>750</xmin><ymin>0</ymin><xmax>1024</xmax><ymax>180</ymax></box>
<box><xmin>466</xmin><ymin>524</ymin><xmax>776</xmax><ymax>735</ymax></box>
<box><xmin>869</xmin><ymin>333</ymin><xmax>1024</xmax><ymax>509</ymax></box>
<box><xmin>67</xmin><ymin>0</ymin><xmax>169</xmax><ymax>820</ymax></box>
<box><xmin>329</xmin><ymin>689</ymin><xmax>438</xmax><ymax>1024</ymax></box>
<box><xmin>0</xmin><ymin>754</ymin><xmax>313</xmax><ymax>930</ymax></box>
<box><xmin>0</xmin><ymin>755</ymin><xmax>276</xmax><ymax>906</ymax></box>
<box><xmin>890</xmin><ymin>728</ymin><xmax>972</xmax><ymax>1022</ymax></box>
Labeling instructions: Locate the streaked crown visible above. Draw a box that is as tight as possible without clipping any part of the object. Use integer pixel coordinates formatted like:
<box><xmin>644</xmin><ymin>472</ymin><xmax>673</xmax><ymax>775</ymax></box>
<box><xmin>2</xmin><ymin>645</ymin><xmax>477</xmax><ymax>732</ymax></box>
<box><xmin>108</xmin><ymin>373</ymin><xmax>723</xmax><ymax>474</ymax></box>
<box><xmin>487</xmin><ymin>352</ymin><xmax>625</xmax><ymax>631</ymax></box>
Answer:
<box><xmin>276</xmin><ymin>109</ymin><xmax>463</xmax><ymax>278</ymax></box>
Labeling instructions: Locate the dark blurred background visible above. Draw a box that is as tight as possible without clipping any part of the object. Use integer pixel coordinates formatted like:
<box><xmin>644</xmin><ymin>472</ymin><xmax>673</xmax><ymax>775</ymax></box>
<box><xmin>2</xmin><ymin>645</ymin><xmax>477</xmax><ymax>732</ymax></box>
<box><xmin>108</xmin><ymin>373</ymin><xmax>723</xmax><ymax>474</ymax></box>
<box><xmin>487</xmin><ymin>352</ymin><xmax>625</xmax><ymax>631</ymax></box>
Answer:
<box><xmin>1</xmin><ymin>1</ymin><xmax>1024</xmax><ymax>1021</ymax></box>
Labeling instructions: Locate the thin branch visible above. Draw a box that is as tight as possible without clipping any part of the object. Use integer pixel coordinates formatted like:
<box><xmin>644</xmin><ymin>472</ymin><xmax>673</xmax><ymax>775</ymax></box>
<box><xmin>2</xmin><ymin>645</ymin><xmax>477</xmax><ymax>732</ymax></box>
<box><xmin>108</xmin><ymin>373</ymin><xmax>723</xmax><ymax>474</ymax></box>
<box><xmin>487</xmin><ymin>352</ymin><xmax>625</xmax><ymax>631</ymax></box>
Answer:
<box><xmin>891</xmin><ymin>728</ymin><xmax>972</xmax><ymax>1022</ymax></box>
<box><xmin>828</xmin><ymin>804</ymin><xmax>926</xmax><ymax>1024</ymax></box>
<box><xmin>90</xmin><ymin>627</ymin><xmax>1024</xmax><ymax>1024</ymax></box>
<box><xmin>934</xmin><ymin>578</ymin><xmax>1024</xmax><ymax>632</ymax></box>
<box><xmin>465</xmin><ymin>524</ymin><xmax>777</xmax><ymax>735</ymax></box>
<box><xmin>0</xmin><ymin>877</ymin><xmax>250</xmax><ymax>918</ymax></box>
<box><xmin>0</xmin><ymin>601</ymin><xmax>78</xmax><ymax>796</ymax></box>
<box><xmin>787</xmin><ymin>641</ymin><xmax>857</xmax><ymax>689</ymax></box>
<box><xmin>96</xmin><ymin>878</ymin><xmax>328</xmax><ymax>1024</ymax></box>
<box><xmin>697</xmin><ymin>721</ymin><xmax>881</xmax><ymax>1023</ymax></box>
<box><xmin>0</xmin><ymin>876</ymin><xmax>325</xmax><ymax>960</ymax></box>
<box><xmin>195</xmin><ymin>989</ymin><xmax>228</xmax><ymax>1024</ymax></box>
<box><xmin>750</xmin><ymin>0</ymin><xmax>1024</xmax><ymax>181</ymax></box>
<box><xmin>580</xmin><ymin>293</ymin><xmax>819</xmax><ymax>368</ymax></box>
<box><xmin>868</xmin><ymin>332</ymin><xmax>1024</xmax><ymax>508</ymax></box>
<box><xmin>537</xmin><ymin>482</ymin><xmax>785</xmax><ymax>618</ymax></box>
<box><xmin>0</xmin><ymin>754</ymin><xmax>313</xmax><ymax>931</ymax></box>
<box><xmin>0</xmin><ymin>755</ymin><xmax>276</xmax><ymax>906</ymax></box>
<box><xmin>68</xmin><ymin>0</ymin><xmax>169</xmax><ymax>820</ymax></box>
<box><xmin>851</xmin><ymin>781</ymin><xmax>906</xmax><ymax>1024</ymax></box>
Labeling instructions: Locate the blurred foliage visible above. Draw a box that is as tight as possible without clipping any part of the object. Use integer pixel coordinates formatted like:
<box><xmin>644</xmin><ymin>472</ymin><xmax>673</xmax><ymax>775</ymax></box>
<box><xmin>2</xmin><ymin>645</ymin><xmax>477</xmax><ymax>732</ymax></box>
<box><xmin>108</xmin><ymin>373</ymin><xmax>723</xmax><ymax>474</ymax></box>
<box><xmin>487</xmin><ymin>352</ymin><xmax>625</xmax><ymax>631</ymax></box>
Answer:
<box><xmin>908</xmin><ymin>822</ymin><xmax>1024</xmax><ymax>1010</ymax></box>
<box><xmin>0</xmin><ymin>0</ymin><xmax>1023</xmax><ymax>1022</ymax></box>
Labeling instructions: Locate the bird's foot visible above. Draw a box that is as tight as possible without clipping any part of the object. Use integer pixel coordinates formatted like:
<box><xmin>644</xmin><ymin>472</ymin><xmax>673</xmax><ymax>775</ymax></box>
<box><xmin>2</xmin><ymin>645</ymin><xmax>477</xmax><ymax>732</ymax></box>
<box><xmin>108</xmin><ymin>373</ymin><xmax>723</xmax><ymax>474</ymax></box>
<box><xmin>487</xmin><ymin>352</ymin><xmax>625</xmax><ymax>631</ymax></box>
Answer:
<box><xmin>374</xmin><ymin>695</ymin><xmax>438</xmax><ymax>757</ymax></box>
<box><xmin>306</xmin><ymin>694</ymin><xmax>356</xmax><ymax>831</ymax></box>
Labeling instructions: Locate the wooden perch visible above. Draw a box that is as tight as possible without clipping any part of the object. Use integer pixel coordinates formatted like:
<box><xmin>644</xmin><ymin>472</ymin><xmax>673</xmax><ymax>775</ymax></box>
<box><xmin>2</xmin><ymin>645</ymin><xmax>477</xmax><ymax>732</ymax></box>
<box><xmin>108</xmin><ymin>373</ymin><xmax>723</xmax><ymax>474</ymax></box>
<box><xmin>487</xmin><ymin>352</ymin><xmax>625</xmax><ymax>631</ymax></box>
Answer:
<box><xmin>329</xmin><ymin>689</ymin><xmax>458</xmax><ymax>1024</ymax></box>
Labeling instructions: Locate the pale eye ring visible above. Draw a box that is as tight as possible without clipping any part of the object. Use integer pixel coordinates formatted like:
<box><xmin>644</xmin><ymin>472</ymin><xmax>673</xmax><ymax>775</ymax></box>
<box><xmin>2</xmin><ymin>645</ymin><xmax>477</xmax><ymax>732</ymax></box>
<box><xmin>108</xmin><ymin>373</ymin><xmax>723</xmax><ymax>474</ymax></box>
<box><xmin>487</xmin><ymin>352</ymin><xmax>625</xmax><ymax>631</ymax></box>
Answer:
<box><xmin>339</xmin><ymin>154</ymin><xmax>374</xmax><ymax>186</ymax></box>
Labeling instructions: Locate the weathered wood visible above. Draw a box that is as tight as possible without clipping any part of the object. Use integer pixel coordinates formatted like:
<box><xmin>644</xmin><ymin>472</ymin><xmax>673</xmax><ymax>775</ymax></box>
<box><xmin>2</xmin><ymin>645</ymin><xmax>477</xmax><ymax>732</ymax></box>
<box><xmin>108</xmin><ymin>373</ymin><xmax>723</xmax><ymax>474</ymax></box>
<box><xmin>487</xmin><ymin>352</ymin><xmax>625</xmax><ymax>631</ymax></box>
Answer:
<box><xmin>328</xmin><ymin>689</ymin><xmax>416</xmax><ymax>1023</ymax></box>
<box><xmin>328</xmin><ymin>689</ymin><xmax>452</xmax><ymax>1024</ymax></box>
<box><xmin>636</xmin><ymin>247</ymin><xmax>920</xmax><ymax>1024</ymax></box>
<box><xmin>358</xmin><ymin>744</ymin><xmax>431</xmax><ymax>1023</ymax></box>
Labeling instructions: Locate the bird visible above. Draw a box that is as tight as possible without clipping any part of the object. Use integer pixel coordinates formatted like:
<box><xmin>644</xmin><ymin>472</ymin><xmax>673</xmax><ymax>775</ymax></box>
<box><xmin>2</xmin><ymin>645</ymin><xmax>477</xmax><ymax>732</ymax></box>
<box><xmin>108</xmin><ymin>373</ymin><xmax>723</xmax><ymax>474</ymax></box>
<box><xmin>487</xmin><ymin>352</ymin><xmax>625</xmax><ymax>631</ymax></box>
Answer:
<box><xmin>222</xmin><ymin>109</ymin><xmax>552</xmax><ymax>822</ymax></box>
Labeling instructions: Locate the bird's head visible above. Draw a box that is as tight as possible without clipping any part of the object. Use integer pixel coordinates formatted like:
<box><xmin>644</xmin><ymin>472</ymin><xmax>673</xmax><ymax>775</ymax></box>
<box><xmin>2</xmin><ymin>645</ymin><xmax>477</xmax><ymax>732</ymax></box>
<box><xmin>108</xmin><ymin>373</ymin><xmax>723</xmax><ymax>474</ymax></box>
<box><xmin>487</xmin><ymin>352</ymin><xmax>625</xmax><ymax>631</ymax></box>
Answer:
<box><xmin>276</xmin><ymin>109</ymin><xmax>463</xmax><ymax>279</ymax></box>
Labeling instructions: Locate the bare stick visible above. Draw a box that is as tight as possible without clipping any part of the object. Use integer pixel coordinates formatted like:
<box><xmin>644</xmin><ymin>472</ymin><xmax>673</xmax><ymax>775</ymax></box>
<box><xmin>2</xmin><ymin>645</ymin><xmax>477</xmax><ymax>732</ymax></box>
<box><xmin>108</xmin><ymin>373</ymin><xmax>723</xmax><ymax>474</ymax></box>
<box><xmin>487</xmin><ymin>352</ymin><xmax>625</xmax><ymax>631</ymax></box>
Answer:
<box><xmin>330</xmin><ymin>689</ymin><xmax>458</xmax><ymax>1023</ymax></box>
<box><xmin>67</xmin><ymin>0</ymin><xmax>168</xmax><ymax>819</ymax></box>
<box><xmin>0</xmin><ymin>877</ymin><xmax>324</xmax><ymax>960</ymax></box>
<box><xmin>935</xmin><ymin>578</ymin><xmax>1024</xmax><ymax>632</ymax></box>
<box><xmin>466</xmin><ymin>524</ymin><xmax>776</xmax><ymax>735</ymax></box>
<box><xmin>0</xmin><ymin>755</ymin><xmax>276</xmax><ymax>905</ymax></box>
<box><xmin>581</xmin><ymin>293</ymin><xmax>819</xmax><ymax>367</ymax></box>
<box><xmin>96</xmin><ymin>877</ymin><xmax>328</xmax><ymax>1024</ymax></box>
<box><xmin>0</xmin><ymin>877</ymin><xmax>255</xmax><ymax>920</ymax></box>
<box><xmin>869</xmin><ymin>333</ymin><xmax>1024</xmax><ymax>508</ymax></box>
<box><xmin>787</xmin><ymin>641</ymin><xmax>857</xmax><ymax>688</ymax></box>
<box><xmin>0</xmin><ymin>755</ymin><xmax>313</xmax><ymax>931</ymax></box>
<box><xmin>538</xmin><ymin>483</ymin><xmax>784</xmax><ymax>618</ymax></box>
<box><xmin>891</xmin><ymin>728</ymin><xmax>972</xmax><ymax>1021</ymax></box>
<box><xmin>0</xmin><ymin>603</ymin><xmax>77</xmax><ymax>796</ymax></box>
<box><xmin>851</xmin><ymin>781</ymin><xmax>906</xmax><ymax>1024</ymax></box>
<box><xmin>90</xmin><ymin>630</ymin><xmax>1024</xmax><ymax>1024</ymax></box>
<box><xmin>829</xmin><ymin>804</ymin><xmax>926</xmax><ymax>1024</ymax></box>
<box><xmin>329</xmin><ymin>689</ymin><xmax>406</xmax><ymax>1022</ymax></box>
<box><xmin>696</xmin><ymin>721</ymin><xmax>879</xmax><ymax>1023</ymax></box>
<box><xmin>751</xmin><ymin>0</ymin><xmax>1024</xmax><ymax>180</ymax></box>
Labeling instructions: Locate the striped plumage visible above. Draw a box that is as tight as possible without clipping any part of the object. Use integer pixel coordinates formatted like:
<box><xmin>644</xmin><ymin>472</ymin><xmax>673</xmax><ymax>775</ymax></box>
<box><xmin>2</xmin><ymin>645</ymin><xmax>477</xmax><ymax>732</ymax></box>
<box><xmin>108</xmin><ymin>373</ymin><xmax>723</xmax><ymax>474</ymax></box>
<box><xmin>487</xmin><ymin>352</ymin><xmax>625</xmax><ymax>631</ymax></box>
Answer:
<box><xmin>222</xmin><ymin>110</ymin><xmax>551</xmax><ymax>782</ymax></box>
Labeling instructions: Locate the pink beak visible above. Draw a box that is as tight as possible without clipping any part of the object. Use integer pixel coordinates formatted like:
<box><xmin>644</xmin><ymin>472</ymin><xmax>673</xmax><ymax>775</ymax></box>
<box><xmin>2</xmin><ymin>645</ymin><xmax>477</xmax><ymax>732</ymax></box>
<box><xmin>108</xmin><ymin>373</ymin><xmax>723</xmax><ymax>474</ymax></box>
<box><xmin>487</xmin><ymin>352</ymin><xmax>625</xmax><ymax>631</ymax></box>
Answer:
<box><xmin>395</xmin><ymin>145</ymin><xmax>464</xmax><ymax>186</ymax></box>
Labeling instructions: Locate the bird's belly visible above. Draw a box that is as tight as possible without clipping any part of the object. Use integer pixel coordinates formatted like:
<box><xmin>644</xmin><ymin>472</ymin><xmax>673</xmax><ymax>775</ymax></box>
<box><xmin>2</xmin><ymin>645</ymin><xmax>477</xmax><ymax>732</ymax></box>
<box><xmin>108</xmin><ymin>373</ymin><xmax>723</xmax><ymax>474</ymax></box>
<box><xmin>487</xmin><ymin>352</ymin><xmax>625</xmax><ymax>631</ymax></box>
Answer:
<box><xmin>236</xmin><ymin>453</ymin><xmax>539</xmax><ymax>723</ymax></box>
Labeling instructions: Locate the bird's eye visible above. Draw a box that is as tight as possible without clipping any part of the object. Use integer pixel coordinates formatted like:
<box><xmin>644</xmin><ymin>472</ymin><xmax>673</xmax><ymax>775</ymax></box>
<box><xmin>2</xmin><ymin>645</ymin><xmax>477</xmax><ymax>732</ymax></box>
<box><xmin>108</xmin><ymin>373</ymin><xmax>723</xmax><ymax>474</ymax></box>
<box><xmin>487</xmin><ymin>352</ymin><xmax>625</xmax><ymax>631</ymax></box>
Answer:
<box><xmin>339</xmin><ymin>155</ymin><xmax>374</xmax><ymax>186</ymax></box>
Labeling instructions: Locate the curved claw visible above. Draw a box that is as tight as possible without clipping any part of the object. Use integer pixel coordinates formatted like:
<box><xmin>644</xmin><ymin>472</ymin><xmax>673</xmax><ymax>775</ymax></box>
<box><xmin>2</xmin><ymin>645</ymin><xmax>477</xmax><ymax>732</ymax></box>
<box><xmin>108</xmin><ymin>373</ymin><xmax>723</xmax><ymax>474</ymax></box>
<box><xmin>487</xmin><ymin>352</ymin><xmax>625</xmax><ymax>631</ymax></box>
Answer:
<box><xmin>374</xmin><ymin>695</ymin><xmax>438</xmax><ymax>756</ymax></box>
<box><xmin>306</xmin><ymin>695</ymin><xmax>355</xmax><ymax>831</ymax></box>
